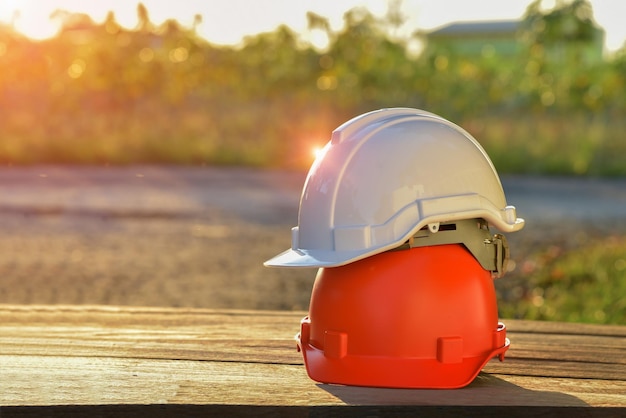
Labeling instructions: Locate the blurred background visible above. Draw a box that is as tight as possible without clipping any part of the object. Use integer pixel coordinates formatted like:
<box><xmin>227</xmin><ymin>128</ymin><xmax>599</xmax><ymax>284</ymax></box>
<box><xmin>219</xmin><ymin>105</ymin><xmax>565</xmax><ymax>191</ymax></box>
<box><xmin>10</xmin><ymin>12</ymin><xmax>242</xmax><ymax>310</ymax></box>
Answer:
<box><xmin>0</xmin><ymin>0</ymin><xmax>624</xmax><ymax>324</ymax></box>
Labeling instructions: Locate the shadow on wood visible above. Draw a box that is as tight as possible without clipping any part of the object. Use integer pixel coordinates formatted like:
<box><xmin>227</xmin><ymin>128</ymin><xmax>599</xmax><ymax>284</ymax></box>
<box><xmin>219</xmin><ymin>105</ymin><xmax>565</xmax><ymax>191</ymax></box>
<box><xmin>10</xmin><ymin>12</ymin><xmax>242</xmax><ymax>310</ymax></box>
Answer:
<box><xmin>318</xmin><ymin>372</ymin><xmax>588</xmax><ymax>406</ymax></box>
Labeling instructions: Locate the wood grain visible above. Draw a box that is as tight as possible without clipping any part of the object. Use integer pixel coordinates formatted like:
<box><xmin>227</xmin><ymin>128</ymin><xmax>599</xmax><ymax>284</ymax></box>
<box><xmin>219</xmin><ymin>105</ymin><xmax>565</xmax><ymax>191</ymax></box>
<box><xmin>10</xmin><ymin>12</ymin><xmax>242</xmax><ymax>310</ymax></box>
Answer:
<box><xmin>0</xmin><ymin>304</ymin><xmax>624</xmax><ymax>412</ymax></box>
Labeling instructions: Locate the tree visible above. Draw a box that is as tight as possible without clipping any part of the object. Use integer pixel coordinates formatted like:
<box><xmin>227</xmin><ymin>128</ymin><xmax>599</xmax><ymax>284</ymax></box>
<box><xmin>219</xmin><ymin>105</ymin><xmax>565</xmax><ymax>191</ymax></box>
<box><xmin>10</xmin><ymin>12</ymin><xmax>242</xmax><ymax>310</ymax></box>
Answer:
<box><xmin>137</xmin><ymin>3</ymin><xmax>153</xmax><ymax>32</ymax></box>
<box><xmin>522</xmin><ymin>0</ymin><xmax>596</xmax><ymax>46</ymax></box>
<box><xmin>104</xmin><ymin>11</ymin><xmax>121</xmax><ymax>34</ymax></box>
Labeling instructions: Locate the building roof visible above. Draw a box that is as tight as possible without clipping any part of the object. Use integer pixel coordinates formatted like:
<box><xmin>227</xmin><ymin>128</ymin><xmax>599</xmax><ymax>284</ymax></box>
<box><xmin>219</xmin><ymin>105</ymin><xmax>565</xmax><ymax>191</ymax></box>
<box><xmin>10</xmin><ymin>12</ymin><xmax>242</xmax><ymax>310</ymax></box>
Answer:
<box><xmin>428</xmin><ymin>20</ymin><xmax>520</xmax><ymax>37</ymax></box>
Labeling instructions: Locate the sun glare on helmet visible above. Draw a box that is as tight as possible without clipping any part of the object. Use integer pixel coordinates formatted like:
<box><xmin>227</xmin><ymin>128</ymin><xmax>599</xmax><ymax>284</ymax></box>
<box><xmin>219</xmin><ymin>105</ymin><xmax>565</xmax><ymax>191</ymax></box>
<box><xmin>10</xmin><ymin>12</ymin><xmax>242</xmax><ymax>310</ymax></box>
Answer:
<box><xmin>312</xmin><ymin>146</ymin><xmax>325</xmax><ymax>160</ymax></box>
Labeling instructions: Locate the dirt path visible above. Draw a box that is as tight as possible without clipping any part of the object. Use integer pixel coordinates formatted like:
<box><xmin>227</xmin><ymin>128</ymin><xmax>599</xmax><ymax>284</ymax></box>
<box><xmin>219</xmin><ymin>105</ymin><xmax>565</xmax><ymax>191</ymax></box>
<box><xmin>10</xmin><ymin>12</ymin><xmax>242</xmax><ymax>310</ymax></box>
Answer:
<box><xmin>0</xmin><ymin>166</ymin><xmax>624</xmax><ymax>310</ymax></box>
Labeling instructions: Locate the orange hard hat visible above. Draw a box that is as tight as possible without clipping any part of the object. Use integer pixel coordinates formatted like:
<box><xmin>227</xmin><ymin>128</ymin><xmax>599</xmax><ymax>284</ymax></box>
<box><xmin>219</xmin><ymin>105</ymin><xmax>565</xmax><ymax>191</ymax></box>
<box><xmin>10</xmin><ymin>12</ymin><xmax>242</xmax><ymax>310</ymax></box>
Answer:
<box><xmin>296</xmin><ymin>243</ymin><xmax>509</xmax><ymax>389</ymax></box>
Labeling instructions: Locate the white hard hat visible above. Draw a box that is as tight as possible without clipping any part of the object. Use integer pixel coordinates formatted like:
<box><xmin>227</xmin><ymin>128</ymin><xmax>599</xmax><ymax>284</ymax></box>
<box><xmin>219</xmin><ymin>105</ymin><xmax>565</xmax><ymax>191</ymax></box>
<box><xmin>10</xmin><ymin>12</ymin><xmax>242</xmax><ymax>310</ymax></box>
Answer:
<box><xmin>265</xmin><ymin>108</ymin><xmax>524</xmax><ymax>268</ymax></box>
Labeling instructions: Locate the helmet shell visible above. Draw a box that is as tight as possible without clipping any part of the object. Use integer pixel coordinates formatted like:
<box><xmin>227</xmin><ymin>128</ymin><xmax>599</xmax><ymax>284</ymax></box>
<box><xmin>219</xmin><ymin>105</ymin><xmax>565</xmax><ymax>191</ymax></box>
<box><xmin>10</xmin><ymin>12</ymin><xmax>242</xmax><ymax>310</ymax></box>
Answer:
<box><xmin>265</xmin><ymin>108</ymin><xmax>523</xmax><ymax>268</ymax></box>
<box><xmin>297</xmin><ymin>244</ymin><xmax>509</xmax><ymax>389</ymax></box>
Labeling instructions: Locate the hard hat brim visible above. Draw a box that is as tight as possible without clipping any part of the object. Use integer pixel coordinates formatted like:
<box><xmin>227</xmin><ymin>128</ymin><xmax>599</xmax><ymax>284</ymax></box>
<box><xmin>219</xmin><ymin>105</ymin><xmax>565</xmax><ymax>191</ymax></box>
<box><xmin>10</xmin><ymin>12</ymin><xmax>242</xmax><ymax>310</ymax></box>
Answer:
<box><xmin>264</xmin><ymin>211</ymin><xmax>524</xmax><ymax>269</ymax></box>
<box><xmin>298</xmin><ymin>333</ymin><xmax>510</xmax><ymax>389</ymax></box>
<box><xmin>264</xmin><ymin>248</ymin><xmax>366</xmax><ymax>268</ymax></box>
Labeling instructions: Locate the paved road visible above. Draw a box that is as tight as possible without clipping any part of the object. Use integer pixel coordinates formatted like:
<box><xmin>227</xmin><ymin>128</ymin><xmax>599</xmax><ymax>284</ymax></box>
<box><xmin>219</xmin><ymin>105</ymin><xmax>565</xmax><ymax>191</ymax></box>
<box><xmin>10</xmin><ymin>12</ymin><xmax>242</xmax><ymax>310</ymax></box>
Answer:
<box><xmin>0</xmin><ymin>166</ymin><xmax>624</xmax><ymax>309</ymax></box>
<box><xmin>502</xmin><ymin>175</ymin><xmax>626</xmax><ymax>225</ymax></box>
<box><xmin>0</xmin><ymin>166</ymin><xmax>303</xmax><ymax>225</ymax></box>
<box><xmin>0</xmin><ymin>165</ymin><xmax>624</xmax><ymax>226</ymax></box>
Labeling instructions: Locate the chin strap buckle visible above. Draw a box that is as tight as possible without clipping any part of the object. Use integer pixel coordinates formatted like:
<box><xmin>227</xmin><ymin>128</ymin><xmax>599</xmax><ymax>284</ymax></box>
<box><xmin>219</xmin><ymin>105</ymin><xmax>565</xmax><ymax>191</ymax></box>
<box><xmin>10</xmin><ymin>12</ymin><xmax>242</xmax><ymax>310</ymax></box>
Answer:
<box><xmin>403</xmin><ymin>219</ymin><xmax>510</xmax><ymax>279</ymax></box>
<box><xmin>486</xmin><ymin>233</ymin><xmax>509</xmax><ymax>279</ymax></box>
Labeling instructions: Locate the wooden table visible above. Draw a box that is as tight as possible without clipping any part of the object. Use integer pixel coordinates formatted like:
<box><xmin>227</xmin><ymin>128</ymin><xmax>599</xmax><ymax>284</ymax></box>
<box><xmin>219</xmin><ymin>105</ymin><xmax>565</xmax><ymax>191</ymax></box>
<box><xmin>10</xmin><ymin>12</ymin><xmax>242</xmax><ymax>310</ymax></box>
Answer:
<box><xmin>1</xmin><ymin>305</ymin><xmax>624</xmax><ymax>417</ymax></box>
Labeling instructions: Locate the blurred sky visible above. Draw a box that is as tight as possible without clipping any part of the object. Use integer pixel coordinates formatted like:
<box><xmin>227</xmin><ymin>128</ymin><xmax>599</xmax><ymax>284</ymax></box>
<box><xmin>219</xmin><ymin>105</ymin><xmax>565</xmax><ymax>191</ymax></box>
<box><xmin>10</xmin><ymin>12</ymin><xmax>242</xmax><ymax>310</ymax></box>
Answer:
<box><xmin>1</xmin><ymin>0</ymin><xmax>625</xmax><ymax>53</ymax></box>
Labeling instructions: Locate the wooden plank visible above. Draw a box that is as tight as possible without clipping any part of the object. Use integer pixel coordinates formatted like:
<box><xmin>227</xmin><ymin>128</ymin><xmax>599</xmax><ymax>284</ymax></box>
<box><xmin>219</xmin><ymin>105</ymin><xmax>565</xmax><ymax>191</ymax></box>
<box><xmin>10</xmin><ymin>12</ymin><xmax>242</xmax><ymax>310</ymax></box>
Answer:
<box><xmin>0</xmin><ymin>305</ymin><xmax>304</xmax><ymax>332</ymax></box>
<box><xmin>485</xmin><ymin>358</ymin><xmax>625</xmax><ymax>381</ymax></box>
<box><xmin>0</xmin><ymin>304</ymin><xmax>625</xmax><ymax>410</ymax></box>
<box><xmin>1</xmin><ymin>355</ymin><xmax>624</xmax><ymax>407</ymax></box>
<box><xmin>4</xmin><ymin>329</ymin><xmax>624</xmax><ymax>378</ymax></box>
<box><xmin>505</xmin><ymin>319</ymin><xmax>626</xmax><ymax>337</ymax></box>
<box><xmin>0</xmin><ymin>305</ymin><xmax>304</xmax><ymax>365</ymax></box>
<box><xmin>505</xmin><ymin>335</ymin><xmax>626</xmax><ymax>366</ymax></box>
<box><xmin>2</xmin><ymin>306</ymin><xmax>624</xmax><ymax>376</ymax></box>
<box><xmin>2</xmin><ymin>304</ymin><xmax>624</xmax><ymax>339</ymax></box>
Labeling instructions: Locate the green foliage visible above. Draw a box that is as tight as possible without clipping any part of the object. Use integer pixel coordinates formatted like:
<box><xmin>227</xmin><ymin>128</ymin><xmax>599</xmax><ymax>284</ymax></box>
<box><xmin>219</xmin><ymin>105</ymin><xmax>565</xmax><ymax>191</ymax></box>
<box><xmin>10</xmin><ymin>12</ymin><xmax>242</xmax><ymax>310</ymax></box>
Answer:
<box><xmin>0</xmin><ymin>1</ymin><xmax>625</xmax><ymax>173</ymax></box>
<box><xmin>498</xmin><ymin>236</ymin><xmax>626</xmax><ymax>324</ymax></box>
<box><xmin>523</xmin><ymin>0</ymin><xmax>597</xmax><ymax>44</ymax></box>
